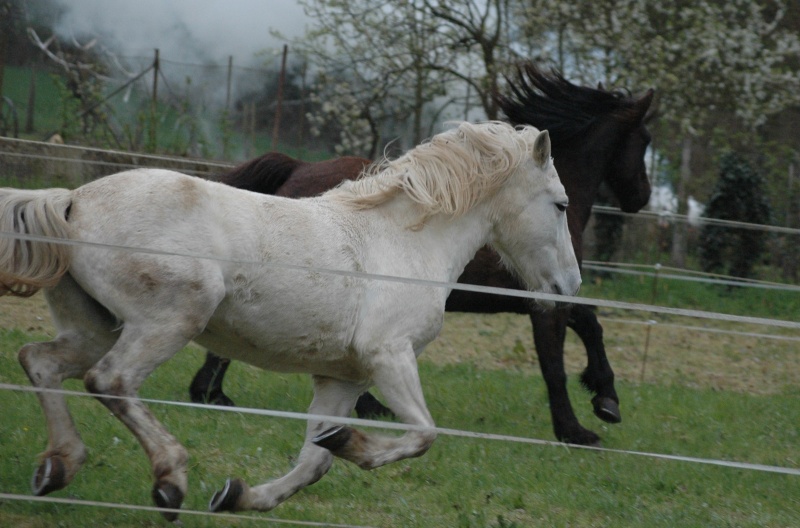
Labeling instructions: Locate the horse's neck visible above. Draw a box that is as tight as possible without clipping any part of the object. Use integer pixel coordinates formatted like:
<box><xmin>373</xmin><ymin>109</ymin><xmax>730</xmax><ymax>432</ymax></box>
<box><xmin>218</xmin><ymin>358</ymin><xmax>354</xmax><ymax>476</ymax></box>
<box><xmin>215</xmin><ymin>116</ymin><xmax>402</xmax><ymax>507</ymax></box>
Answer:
<box><xmin>375</xmin><ymin>197</ymin><xmax>493</xmax><ymax>284</ymax></box>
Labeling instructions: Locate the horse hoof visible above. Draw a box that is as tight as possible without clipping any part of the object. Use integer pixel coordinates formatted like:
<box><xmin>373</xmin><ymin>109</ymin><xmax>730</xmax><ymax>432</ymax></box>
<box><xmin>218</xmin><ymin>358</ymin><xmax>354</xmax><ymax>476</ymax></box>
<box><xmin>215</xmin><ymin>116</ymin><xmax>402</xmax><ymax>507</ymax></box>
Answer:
<box><xmin>209</xmin><ymin>392</ymin><xmax>236</xmax><ymax>407</ymax></box>
<box><xmin>32</xmin><ymin>456</ymin><xmax>67</xmax><ymax>496</ymax></box>
<box><xmin>592</xmin><ymin>396</ymin><xmax>621</xmax><ymax>424</ymax></box>
<box><xmin>209</xmin><ymin>478</ymin><xmax>244</xmax><ymax>512</ymax></box>
<box><xmin>191</xmin><ymin>390</ymin><xmax>236</xmax><ymax>407</ymax></box>
<box><xmin>152</xmin><ymin>480</ymin><xmax>184</xmax><ymax>521</ymax></box>
<box><xmin>312</xmin><ymin>425</ymin><xmax>352</xmax><ymax>452</ymax></box>
<box><xmin>561</xmin><ymin>431</ymin><xmax>602</xmax><ymax>448</ymax></box>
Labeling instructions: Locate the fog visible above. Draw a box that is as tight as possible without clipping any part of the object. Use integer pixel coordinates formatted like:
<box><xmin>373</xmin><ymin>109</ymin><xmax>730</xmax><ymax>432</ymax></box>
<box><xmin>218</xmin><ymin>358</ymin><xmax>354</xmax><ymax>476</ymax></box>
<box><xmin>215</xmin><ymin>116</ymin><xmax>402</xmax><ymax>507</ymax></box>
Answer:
<box><xmin>54</xmin><ymin>0</ymin><xmax>309</xmax><ymax>65</ymax></box>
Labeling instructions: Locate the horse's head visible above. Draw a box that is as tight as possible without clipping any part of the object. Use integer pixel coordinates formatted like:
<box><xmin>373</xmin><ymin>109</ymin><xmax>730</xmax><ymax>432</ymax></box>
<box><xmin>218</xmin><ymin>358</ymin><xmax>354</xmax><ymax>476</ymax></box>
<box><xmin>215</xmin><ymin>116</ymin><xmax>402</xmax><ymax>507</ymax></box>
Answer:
<box><xmin>497</xmin><ymin>63</ymin><xmax>655</xmax><ymax>215</ymax></box>
<box><xmin>603</xmin><ymin>89</ymin><xmax>654</xmax><ymax>213</ymax></box>
<box><xmin>489</xmin><ymin>128</ymin><xmax>581</xmax><ymax>309</ymax></box>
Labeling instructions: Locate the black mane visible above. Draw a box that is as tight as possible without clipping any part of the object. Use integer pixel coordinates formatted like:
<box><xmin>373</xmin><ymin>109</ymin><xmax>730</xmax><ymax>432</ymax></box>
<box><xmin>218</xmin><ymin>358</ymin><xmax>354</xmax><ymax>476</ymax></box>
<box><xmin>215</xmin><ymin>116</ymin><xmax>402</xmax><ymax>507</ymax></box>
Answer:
<box><xmin>497</xmin><ymin>63</ymin><xmax>639</xmax><ymax>143</ymax></box>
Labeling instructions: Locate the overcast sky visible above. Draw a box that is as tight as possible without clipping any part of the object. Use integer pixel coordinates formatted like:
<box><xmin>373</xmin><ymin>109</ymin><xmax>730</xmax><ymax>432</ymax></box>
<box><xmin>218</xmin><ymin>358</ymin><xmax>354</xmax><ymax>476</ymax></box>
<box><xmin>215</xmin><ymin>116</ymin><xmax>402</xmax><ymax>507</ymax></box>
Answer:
<box><xmin>54</xmin><ymin>0</ymin><xmax>309</xmax><ymax>65</ymax></box>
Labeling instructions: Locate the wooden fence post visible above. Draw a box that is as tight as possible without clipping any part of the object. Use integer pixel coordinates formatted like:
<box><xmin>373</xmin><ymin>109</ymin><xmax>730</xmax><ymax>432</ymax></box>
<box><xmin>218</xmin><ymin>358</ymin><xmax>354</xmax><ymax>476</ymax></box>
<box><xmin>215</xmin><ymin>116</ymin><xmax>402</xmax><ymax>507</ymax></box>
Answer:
<box><xmin>25</xmin><ymin>63</ymin><xmax>36</xmax><ymax>133</ymax></box>
<box><xmin>149</xmin><ymin>48</ymin><xmax>159</xmax><ymax>151</ymax></box>
<box><xmin>271</xmin><ymin>44</ymin><xmax>288</xmax><ymax>150</ymax></box>
<box><xmin>226</xmin><ymin>55</ymin><xmax>233</xmax><ymax>111</ymax></box>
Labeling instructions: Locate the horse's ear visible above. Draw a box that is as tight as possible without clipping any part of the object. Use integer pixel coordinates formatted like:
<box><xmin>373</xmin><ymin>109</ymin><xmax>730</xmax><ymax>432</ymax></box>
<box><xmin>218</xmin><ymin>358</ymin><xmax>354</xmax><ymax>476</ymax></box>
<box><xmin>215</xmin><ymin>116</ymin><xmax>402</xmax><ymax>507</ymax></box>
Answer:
<box><xmin>633</xmin><ymin>89</ymin><xmax>655</xmax><ymax>122</ymax></box>
<box><xmin>642</xmin><ymin>89</ymin><xmax>660</xmax><ymax>124</ymax></box>
<box><xmin>533</xmin><ymin>130</ymin><xmax>551</xmax><ymax>168</ymax></box>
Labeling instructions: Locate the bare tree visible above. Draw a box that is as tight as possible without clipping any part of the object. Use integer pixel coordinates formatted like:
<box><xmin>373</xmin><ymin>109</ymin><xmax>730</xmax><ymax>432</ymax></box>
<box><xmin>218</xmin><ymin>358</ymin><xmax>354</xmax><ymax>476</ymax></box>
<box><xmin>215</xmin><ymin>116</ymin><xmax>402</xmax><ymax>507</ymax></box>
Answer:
<box><xmin>27</xmin><ymin>28</ymin><xmax>123</xmax><ymax>145</ymax></box>
<box><xmin>286</xmin><ymin>0</ymin><xmax>452</xmax><ymax>156</ymax></box>
<box><xmin>286</xmin><ymin>0</ymin><xmax>522</xmax><ymax>155</ymax></box>
<box><xmin>422</xmin><ymin>0</ymin><xmax>519</xmax><ymax>120</ymax></box>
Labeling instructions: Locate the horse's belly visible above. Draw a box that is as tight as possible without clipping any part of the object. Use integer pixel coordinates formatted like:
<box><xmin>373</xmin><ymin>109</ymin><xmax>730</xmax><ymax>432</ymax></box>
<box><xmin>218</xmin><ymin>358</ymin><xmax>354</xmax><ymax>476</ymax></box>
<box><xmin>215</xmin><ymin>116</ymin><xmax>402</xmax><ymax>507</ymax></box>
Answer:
<box><xmin>196</xmin><ymin>327</ymin><xmax>366</xmax><ymax>380</ymax></box>
<box><xmin>196</xmin><ymin>287</ymin><xmax>367</xmax><ymax>380</ymax></box>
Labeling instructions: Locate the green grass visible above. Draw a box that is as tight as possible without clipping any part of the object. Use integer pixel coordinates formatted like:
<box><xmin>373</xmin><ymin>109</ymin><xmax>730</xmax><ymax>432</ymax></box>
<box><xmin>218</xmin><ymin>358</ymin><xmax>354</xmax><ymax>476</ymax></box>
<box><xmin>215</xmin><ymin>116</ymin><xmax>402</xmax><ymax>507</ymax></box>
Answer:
<box><xmin>581</xmin><ymin>270</ymin><xmax>800</xmax><ymax>322</ymax></box>
<box><xmin>1</xmin><ymin>328</ymin><xmax>798</xmax><ymax>527</ymax></box>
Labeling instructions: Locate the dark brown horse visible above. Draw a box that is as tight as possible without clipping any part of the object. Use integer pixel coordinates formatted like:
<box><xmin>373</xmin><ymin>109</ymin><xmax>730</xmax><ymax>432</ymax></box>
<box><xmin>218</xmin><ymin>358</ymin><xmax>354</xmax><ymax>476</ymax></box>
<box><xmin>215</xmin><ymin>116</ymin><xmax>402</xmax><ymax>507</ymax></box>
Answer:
<box><xmin>190</xmin><ymin>63</ymin><xmax>654</xmax><ymax>445</ymax></box>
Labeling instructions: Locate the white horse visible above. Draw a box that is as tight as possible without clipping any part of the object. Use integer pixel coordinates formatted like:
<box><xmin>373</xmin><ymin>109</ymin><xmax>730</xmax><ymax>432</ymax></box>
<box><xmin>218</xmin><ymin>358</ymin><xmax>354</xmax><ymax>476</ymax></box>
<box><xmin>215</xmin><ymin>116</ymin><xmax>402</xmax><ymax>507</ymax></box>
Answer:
<box><xmin>0</xmin><ymin>121</ymin><xmax>580</xmax><ymax>519</ymax></box>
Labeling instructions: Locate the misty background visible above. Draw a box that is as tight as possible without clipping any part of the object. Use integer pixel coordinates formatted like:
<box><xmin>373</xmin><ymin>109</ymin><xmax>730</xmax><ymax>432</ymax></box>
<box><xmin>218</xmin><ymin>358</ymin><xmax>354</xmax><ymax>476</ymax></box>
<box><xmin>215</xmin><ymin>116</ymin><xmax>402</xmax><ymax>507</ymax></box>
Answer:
<box><xmin>3</xmin><ymin>0</ymin><xmax>339</xmax><ymax>162</ymax></box>
<box><xmin>54</xmin><ymin>0</ymin><xmax>308</xmax><ymax>65</ymax></box>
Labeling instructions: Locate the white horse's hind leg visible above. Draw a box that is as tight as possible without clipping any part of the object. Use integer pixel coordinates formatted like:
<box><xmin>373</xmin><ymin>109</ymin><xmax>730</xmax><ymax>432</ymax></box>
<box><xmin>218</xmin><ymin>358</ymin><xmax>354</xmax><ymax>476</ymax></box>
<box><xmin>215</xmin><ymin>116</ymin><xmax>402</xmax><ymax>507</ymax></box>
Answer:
<box><xmin>82</xmin><ymin>322</ymin><xmax>202</xmax><ymax>521</ymax></box>
<box><xmin>314</xmin><ymin>347</ymin><xmax>437</xmax><ymax>470</ymax></box>
<box><xmin>18</xmin><ymin>274</ymin><xmax>120</xmax><ymax>496</ymax></box>
<box><xmin>210</xmin><ymin>375</ymin><xmax>366</xmax><ymax>513</ymax></box>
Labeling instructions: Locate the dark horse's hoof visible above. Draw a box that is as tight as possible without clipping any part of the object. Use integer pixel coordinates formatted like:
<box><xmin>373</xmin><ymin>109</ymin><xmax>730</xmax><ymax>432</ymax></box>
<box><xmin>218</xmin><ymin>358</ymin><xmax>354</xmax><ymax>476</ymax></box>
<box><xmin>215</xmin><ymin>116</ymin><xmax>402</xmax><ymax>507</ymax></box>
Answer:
<box><xmin>592</xmin><ymin>396</ymin><xmax>622</xmax><ymax>424</ymax></box>
<box><xmin>152</xmin><ymin>480</ymin><xmax>184</xmax><ymax>521</ymax></box>
<box><xmin>312</xmin><ymin>425</ymin><xmax>353</xmax><ymax>452</ymax></box>
<box><xmin>31</xmin><ymin>456</ymin><xmax>67</xmax><ymax>496</ymax></box>
<box><xmin>207</xmin><ymin>392</ymin><xmax>236</xmax><ymax>407</ymax></box>
<box><xmin>560</xmin><ymin>427</ymin><xmax>602</xmax><ymax>447</ymax></box>
<box><xmin>209</xmin><ymin>478</ymin><xmax>244</xmax><ymax>512</ymax></box>
<box><xmin>191</xmin><ymin>389</ymin><xmax>236</xmax><ymax>407</ymax></box>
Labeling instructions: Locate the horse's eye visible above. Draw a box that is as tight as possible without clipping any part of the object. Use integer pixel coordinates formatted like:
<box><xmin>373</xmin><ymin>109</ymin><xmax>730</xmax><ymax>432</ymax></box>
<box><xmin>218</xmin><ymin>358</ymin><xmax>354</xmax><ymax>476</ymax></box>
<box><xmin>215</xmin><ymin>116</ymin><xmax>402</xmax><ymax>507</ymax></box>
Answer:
<box><xmin>556</xmin><ymin>202</ymin><xmax>568</xmax><ymax>212</ymax></box>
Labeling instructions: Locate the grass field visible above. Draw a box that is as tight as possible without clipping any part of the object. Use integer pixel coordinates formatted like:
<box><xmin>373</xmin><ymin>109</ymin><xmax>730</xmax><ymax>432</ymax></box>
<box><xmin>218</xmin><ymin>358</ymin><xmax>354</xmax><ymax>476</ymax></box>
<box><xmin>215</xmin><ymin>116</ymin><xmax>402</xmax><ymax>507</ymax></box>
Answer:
<box><xmin>0</xmin><ymin>282</ymin><xmax>798</xmax><ymax>527</ymax></box>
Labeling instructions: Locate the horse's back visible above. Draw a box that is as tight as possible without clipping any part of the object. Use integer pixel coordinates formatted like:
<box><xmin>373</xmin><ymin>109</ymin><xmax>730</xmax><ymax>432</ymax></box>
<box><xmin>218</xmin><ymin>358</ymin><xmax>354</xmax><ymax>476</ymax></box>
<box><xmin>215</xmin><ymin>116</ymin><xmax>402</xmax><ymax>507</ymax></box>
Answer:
<box><xmin>216</xmin><ymin>152</ymin><xmax>301</xmax><ymax>194</ymax></box>
<box><xmin>70</xmin><ymin>171</ymin><xmax>232</xmax><ymax>261</ymax></box>
<box><xmin>73</xmin><ymin>169</ymin><xmax>215</xmax><ymax>216</ymax></box>
<box><xmin>68</xmin><ymin>169</ymin><xmax>361</xmax><ymax>267</ymax></box>
<box><xmin>215</xmin><ymin>153</ymin><xmax>370</xmax><ymax>199</ymax></box>
<box><xmin>277</xmin><ymin>156</ymin><xmax>370</xmax><ymax>198</ymax></box>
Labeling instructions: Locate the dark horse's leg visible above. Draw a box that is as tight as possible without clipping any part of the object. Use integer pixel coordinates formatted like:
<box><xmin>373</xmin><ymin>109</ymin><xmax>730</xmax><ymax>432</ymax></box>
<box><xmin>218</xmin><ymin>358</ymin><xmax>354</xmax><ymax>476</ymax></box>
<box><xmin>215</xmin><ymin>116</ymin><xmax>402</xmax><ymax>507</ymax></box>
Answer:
<box><xmin>189</xmin><ymin>352</ymin><xmax>235</xmax><ymax>407</ymax></box>
<box><xmin>190</xmin><ymin>351</ymin><xmax>394</xmax><ymax>418</ymax></box>
<box><xmin>567</xmin><ymin>304</ymin><xmax>621</xmax><ymax>424</ymax></box>
<box><xmin>354</xmin><ymin>391</ymin><xmax>394</xmax><ymax>419</ymax></box>
<box><xmin>530</xmin><ymin>307</ymin><xmax>602</xmax><ymax>446</ymax></box>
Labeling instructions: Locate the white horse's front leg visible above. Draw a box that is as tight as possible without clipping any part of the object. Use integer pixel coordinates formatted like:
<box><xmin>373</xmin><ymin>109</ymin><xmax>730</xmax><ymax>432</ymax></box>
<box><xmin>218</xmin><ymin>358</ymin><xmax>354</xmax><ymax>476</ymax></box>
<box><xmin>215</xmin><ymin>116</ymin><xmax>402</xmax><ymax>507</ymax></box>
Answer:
<box><xmin>314</xmin><ymin>346</ymin><xmax>437</xmax><ymax>470</ymax></box>
<box><xmin>209</xmin><ymin>375</ymin><xmax>365</xmax><ymax>513</ymax></box>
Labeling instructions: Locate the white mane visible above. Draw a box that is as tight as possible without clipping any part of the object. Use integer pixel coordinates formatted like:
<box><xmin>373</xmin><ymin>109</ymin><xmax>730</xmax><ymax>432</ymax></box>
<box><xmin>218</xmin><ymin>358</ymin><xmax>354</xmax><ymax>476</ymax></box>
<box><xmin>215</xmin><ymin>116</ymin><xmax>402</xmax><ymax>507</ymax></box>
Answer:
<box><xmin>326</xmin><ymin>121</ymin><xmax>547</xmax><ymax>225</ymax></box>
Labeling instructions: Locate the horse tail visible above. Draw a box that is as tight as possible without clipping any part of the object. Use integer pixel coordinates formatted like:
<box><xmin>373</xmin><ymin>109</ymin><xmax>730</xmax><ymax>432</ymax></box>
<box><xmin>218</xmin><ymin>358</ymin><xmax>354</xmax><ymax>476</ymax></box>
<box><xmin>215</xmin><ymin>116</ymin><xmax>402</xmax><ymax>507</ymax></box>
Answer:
<box><xmin>215</xmin><ymin>152</ymin><xmax>302</xmax><ymax>194</ymax></box>
<box><xmin>0</xmin><ymin>188</ymin><xmax>73</xmax><ymax>297</ymax></box>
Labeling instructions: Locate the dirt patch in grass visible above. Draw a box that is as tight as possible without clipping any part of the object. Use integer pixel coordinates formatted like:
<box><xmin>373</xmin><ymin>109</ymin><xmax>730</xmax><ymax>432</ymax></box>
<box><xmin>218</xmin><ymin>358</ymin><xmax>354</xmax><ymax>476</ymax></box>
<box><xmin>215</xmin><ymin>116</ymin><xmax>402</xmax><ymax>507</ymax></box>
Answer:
<box><xmin>0</xmin><ymin>293</ymin><xmax>53</xmax><ymax>334</ymax></box>
<box><xmin>3</xmin><ymin>293</ymin><xmax>797</xmax><ymax>395</ymax></box>
<box><xmin>426</xmin><ymin>308</ymin><xmax>800</xmax><ymax>395</ymax></box>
